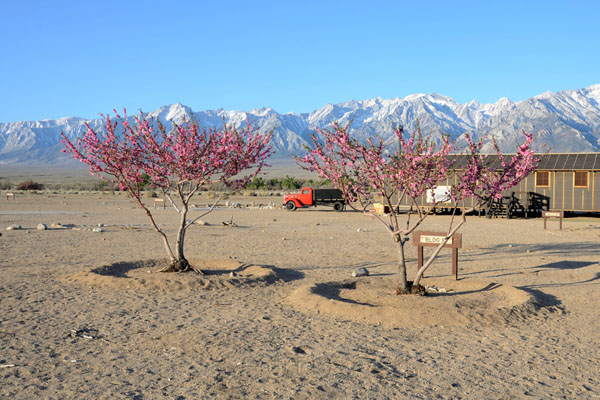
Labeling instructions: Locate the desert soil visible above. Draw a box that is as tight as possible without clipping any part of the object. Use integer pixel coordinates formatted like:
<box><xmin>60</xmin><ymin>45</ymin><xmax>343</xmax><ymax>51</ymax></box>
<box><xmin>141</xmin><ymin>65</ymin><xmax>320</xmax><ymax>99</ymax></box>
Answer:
<box><xmin>1</xmin><ymin>191</ymin><xmax>599</xmax><ymax>399</ymax></box>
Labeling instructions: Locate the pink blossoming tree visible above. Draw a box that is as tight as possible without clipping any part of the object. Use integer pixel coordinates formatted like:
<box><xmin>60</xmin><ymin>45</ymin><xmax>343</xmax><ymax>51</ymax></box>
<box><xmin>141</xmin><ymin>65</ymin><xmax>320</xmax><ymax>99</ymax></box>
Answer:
<box><xmin>61</xmin><ymin>109</ymin><xmax>272</xmax><ymax>272</ymax></box>
<box><xmin>297</xmin><ymin>122</ymin><xmax>538</xmax><ymax>294</ymax></box>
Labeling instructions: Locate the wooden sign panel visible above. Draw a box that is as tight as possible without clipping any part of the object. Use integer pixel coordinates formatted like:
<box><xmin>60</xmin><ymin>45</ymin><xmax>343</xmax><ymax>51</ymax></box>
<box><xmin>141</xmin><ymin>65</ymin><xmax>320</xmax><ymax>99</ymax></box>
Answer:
<box><xmin>543</xmin><ymin>210</ymin><xmax>563</xmax><ymax>230</ymax></box>
<box><xmin>413</xmin><ymin>231</ymin><xmax>462</xmax><ymax>249</ymax></box>
<box><xmin>412</xmin><ymin>231</ymin><xmax>462</xmax><ymax>280</ymax></box>
<box><xmin>543</xmin><ymin>211</ymin><xmax>563</xmax><ymax>218</ymax></box>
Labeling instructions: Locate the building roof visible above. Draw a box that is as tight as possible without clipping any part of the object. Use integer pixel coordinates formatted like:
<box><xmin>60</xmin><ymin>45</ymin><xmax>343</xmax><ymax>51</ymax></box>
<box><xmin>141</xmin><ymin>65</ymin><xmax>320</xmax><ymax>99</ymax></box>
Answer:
<box><xmin>448</xmin><ymin>153</ymin><xmax>600</xmax><ymax>171</ymax></box>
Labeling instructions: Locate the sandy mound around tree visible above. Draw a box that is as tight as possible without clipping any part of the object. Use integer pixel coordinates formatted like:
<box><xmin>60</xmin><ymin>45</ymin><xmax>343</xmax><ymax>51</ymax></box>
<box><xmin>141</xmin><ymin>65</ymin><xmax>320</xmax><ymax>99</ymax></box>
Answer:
<box><xmin>287</xmin><ymin>277</ymin><xmax>545</xmax><ymax>328</ymax></box>
<box><xmin>63</xmin><ymin>258</ymin><xmax>281</xmax><ymax>291</ymax></box>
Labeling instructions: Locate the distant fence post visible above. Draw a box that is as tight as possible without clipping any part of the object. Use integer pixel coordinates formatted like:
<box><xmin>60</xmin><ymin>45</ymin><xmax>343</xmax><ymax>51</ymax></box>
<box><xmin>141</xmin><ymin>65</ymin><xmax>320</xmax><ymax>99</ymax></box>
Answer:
<box><xmin>413</xmin><ymin>231</ymin><xmax>462</xmax><ymax>280</ymax></box>
<box><xmin>543</xmin><ymin>211</ymin><xmax>563</xmax><ymax>230</ymax></box>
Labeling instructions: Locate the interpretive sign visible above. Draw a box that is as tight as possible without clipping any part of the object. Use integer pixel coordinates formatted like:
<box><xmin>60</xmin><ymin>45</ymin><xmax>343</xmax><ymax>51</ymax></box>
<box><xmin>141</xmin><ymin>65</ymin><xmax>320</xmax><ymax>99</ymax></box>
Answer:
<box><xmin>426</xmin><ymin>185</ymin><xmax>451</xmax><ymax>204</ymax></box>
<box><xmin>413</xmin><ymin>231</ymin><xmax>462</xmax><ymax>280</ymax></box>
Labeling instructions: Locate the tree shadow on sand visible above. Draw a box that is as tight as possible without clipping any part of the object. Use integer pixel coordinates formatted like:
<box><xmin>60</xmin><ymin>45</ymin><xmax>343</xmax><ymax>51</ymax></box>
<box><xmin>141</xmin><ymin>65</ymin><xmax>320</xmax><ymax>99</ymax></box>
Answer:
<box><xmin>464</xmin><ymin>242</ymin><xmax>600</xmax><ymax>259</ymax></box>
<box><xmin>425</xmin><ymin>282</ymin><xmax>502</xmax><ymax>297</ymax></box>
<box><xmin>92</xmin><ymin>261</ymin><xmax>145</xmax><ymax>278</ymax></box>
<box><xmin>310</xmin><ymin>281</ymin><xmax>375</xmax><ymax>306</ymax></box>
<box><xmin>515</xmin><ymin>287</ymin><xmax>564</xmax><ymax>311</ymax></box>
<box><xmin>458</xmin><ymin>260</ymin><xmax>599</xmax><ymax>280</ymax></box>
<box><xmin>89</xmin><ymin>259</ymin><xmax>304</xmax><ymax>285</ymax></box>
<box><xmin>427</xmin><ymin>282</ymin><xmax>565</xmax><ymax>312</ymax></box>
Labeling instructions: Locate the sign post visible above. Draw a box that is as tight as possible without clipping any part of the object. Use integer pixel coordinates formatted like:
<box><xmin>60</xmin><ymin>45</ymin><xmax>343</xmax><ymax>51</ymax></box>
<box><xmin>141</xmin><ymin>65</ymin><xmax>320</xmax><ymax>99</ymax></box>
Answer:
<box><xmin>542</xmin><ymin>211</ymin><xmax>563</xmax><ymax>230</ymax></box>
<box><xmin>413</xmin><ymin>231</ymin><xmax>462</xmax><ymax>280</ymax></box>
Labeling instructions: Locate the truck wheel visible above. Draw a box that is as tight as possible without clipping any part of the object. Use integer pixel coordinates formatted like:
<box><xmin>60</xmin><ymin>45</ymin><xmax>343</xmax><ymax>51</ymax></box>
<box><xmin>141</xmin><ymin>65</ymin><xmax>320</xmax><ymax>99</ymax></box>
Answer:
<box><xmin>286</xmin><ymin>202</ymin><xmax>297</xmax><ymax>211</ymax></box>
<box><xmin>333</xmin><ymin>202</ymin><xmax>344</xmax><ymax>212</ymax></box>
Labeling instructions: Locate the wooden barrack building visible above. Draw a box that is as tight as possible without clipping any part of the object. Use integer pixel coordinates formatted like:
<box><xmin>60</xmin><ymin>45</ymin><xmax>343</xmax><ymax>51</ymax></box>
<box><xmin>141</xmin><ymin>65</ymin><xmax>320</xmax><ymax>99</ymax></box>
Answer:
<box><xmin>399</xmin><ymin>153</ymin><xmax>600</xmax><ymax>217</ymax></box>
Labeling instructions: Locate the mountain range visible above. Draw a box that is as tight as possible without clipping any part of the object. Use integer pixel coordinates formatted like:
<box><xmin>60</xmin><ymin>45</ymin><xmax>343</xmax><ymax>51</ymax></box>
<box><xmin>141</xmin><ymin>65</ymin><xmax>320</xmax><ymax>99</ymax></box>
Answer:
<box><xmin>1</xmin><ymin>84</ymin><xmax>599</xmax><ymax>165</ymax></box>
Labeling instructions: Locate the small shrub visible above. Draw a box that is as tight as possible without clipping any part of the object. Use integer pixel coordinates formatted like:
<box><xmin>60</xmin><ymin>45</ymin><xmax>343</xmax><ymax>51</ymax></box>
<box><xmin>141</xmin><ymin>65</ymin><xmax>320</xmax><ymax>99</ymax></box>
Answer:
<box><xmin>17</xmin><ymin>180</ymin><xmax>44</xmax><ymax>191</ymax></box>
<box><xmin>245</xmin><ymin>177</ymin><xmax>265</xmax><ymax>190</ymax></box>
<box><xmin>0</xmin><ymin>180</ymin><xmax>12</xmax><ymax>190</ymax></box>
<box><xmin>267</xmin><ymin>178</ymin><xmax>281</xmax><ymax>189</ymax></box>
<box><xmin>281</xmin><ymin>175</ymin><xmax>301</xmax><ymax>190</ymax></box>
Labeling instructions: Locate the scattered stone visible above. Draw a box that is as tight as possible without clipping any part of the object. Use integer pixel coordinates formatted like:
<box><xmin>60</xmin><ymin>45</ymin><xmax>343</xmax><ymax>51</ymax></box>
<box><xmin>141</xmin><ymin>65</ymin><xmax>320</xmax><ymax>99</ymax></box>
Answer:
<box><xmin>357</xmin><ymin>228</ymin><xmax>365</xmax><ymax>232</ymax></box>
<box><xmin>92</xmin><ymin>227</ymin><xmax>104</xmax><ymax>233</ymax></box>
<box><xmin>352</xmin><ymin>267</ymin><xmax>369</xmax><ymax>277</ymax></box>
<box><xmin>272</xmin><ymin>219</ymin><xmax>277</xmax><ymax>222</ymax></box>
<box><xmin>6</xmin><ymin>224</ymin><xmax>21</xmax><ymax>231</ymax></box>
<box><xmin>291</xmin><ymin>346</ymin><xmax>306</xmax><ymax>355</ymax></box>
<box><xmin>229</xmin><ymin>271</ymin><xmax>238</xmax><ymax>278</ymax></box>
<box><xmin>195</xmin><ymin>220</ymin><xmax>208</xmax><ymax>226</ymax></box>
<box><xmin>526</xmin><ymin>249</ymin><xmax>530</xmax><ymax>253</ymax></box>
<box><xmin>68</xmin><ymin>327</ymin><xmax>105</xmax><ymax>341</ymax></box>
<box><xmin>281</xmin><ymin>237</ymin><xmax>287</xmax><ymax>241</ymax></box>
<box><xmin>0</xmin><ymin>364</ymin><xmax>16</xmax><ymax>369</ymax></box>
<box><xmin>37</xmin><ymin>224</ymin><xmax>47</xmax><ymax>230</ymax></box>
<box><xmin>0</xmin><ymin>232</ymin><xmax>2</xmax><ymax>237</ymax></box>
<box><xmin>315</xmin><ymin>223</ymin><xmax>320</xmax><ymax>226</ymax></box>
<box><xmin>222</xmin><ymin>217</ymin><xmax>237</xmax><ymax>227</ymax></box>
<box><xmin>508</xmin><ymin>244</ymin><xmax>513</xmax><ymax>248</ymax></box>
<box><xmin>97</xmin><ymin>223</ymin><xmax>104</xmax><ymax>227</ymax></box>
<box><xmin>426</xmin><ymin>285</ymin><xmax>449</xmax><ymax>294</ymax></box>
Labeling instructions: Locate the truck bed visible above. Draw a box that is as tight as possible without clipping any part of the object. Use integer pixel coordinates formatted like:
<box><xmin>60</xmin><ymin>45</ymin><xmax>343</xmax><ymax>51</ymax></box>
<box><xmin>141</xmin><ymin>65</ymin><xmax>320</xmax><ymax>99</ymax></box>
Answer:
<box><xmin>313</xmin><ymin>189</ymin><xmax>344</xmax><ymax>202</ymax></box>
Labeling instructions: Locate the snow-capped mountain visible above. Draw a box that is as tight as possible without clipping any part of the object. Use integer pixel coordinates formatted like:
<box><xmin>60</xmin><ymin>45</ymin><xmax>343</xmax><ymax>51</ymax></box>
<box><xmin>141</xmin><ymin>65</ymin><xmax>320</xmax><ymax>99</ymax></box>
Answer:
<box><xmin>1</xmin><ymin>84</ymin><xmax>600</xmax><ymax>165</ymax></box>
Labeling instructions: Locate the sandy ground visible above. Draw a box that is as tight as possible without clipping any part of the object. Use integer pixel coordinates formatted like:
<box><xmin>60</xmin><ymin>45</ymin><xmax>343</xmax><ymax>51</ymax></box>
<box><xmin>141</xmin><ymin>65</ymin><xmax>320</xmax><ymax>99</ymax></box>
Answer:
<box><xmin>1</xmin><ymin>191</ymin><xmax>599</xmax><ymax>399</ymax></box>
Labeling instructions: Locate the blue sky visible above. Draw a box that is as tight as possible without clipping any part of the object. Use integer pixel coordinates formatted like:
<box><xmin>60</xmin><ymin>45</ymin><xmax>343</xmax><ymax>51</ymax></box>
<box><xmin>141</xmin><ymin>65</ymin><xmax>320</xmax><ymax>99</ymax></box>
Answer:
<box><xmin>1</xmin><ymin>0</ymin><xmax>598</xmax><ymax>122</ymax></box>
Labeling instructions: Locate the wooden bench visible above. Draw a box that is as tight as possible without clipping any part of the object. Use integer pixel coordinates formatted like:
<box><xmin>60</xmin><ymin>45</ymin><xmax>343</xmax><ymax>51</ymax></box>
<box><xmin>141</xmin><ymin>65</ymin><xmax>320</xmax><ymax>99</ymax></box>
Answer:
<box><xmin>6</xmin><ymin>193</ymin><xmax>15</xmax><ymax>200</ymax></box>
<box><xmin>153</xmin><ymin>198</ymin><xmax>165</xmax><ymax>209</ymax></box>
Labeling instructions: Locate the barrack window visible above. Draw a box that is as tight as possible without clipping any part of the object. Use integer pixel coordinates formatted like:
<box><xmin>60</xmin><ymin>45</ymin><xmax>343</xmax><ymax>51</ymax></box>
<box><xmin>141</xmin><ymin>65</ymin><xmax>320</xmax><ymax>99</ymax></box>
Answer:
<box><xmin>574</xmin><ymin>171</ymin><xmax>588</xmax><ymax>188</ymax></box>
<box><xmin>535</xmin><ymin>171</ymin><xmax>550</xmax><ymax>187</ymax></box>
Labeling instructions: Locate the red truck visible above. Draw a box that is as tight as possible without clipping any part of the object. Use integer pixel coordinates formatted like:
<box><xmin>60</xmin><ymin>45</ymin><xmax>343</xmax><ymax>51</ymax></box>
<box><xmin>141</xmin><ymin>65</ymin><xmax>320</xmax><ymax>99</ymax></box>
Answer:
<box><xmin>284</xmin><ymin>187</ymin><xmax>346</xmax><ymax>212</ymax></box>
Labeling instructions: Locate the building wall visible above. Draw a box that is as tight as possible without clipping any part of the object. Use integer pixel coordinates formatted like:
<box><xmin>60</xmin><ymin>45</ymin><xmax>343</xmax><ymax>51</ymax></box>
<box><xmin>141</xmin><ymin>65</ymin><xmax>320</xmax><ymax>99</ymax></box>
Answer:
<box><xmin>508</xmin><ymin>170</ymin><xmax>600</xmax><ymax>212</ymax></box>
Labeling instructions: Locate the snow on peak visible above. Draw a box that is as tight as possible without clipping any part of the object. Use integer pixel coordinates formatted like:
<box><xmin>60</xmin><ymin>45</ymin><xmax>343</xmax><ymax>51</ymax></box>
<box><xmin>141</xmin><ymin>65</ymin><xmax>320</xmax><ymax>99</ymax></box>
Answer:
<box><xmin>404</xmin><ymin>93</ymin><xmax>427</xmax><ymax>101</ymax></box>
<box><xmin>583</xmin><ymin>83</ymin><xmax>600</xmax><ymax>101</ymax></box>
<box><xmin>147</xmin><ymin>103</ymin><xmax>191</xmax><ymax>121</ymax></box>
<box><xmin>165</xmin><ymin>103</ymin><xmax>191</xmax><ymax>120</ymax></box>
<box><xmin>533</xmin><ymin>90</ymin><xmax>554</xmax><ymax>100</ymax></box>
<box><xmin>249</xmin><ymin>107</ymin><xmax>275</xmax><ymax>116</ymax></box>
<box><xmin>427</xmin><ymin>93</ymin><xmax>455</xmax><ymax>104</ymax></box>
